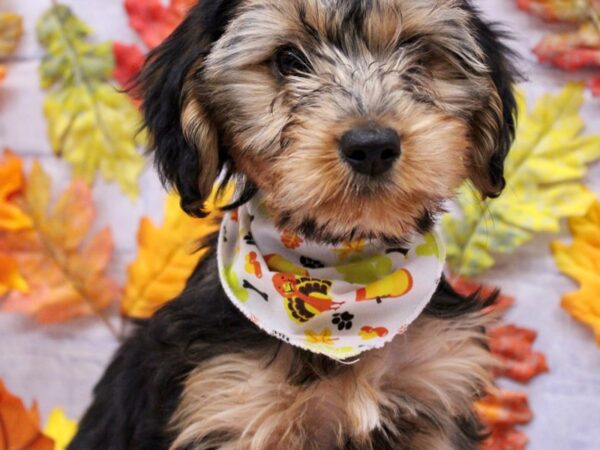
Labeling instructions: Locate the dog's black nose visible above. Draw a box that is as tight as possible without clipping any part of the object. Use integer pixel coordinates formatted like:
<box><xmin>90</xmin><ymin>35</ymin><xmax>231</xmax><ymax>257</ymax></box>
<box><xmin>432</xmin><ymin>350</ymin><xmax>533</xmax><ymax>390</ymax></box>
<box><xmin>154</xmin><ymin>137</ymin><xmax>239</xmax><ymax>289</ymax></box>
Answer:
<box><xmin>339</xmin><ymin>125</ymin><xmax>401</xmax><ymax>176</ymax></box>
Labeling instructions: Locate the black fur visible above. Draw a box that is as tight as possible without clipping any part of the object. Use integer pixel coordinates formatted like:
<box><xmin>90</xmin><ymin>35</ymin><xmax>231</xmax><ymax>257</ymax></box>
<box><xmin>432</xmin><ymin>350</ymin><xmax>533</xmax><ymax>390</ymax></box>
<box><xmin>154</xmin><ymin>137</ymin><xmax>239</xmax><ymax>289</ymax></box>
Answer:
<box><xmin>69</xmin><ymin>246</ymin><xmax>490</xmax><ymax>450</ymax></box>
<box><xmin>137</xmin><ymin>0</ymin><xmax>243</xmax><ymax>217</ymax></box>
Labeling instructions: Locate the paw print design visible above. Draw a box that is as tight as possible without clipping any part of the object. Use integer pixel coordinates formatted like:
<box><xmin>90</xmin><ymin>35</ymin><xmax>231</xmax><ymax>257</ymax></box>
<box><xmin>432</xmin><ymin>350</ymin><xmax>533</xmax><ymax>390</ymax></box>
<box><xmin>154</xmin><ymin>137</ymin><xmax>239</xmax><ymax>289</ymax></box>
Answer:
<box><xmin>300</xmin><ymin>256</ymin><xmax>325</xmax><ymax>269</ymax></box>
<box><xmin>244</xmin><ymin>232</ymin><xmax>256</xmax><ymax>246</ymax></box>
<box><xmin>332</xmin><ymin>312</ymin><xmax>354</xmax><ymax>331</ymax></box>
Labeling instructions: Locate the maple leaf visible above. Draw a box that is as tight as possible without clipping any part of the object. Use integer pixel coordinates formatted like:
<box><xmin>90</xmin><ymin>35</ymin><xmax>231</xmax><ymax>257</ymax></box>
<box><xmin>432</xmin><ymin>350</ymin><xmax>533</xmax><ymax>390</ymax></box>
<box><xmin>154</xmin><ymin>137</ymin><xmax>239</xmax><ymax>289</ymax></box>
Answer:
<box><xmin>0</xmin><ymin>378</ymin><xmax>54</xmax><ymax>450</ymax></box>
<box><xmin>0</xmin><ymin>12</ymin><xmax>23</xmax><ymax>81</ymax></box>
<box><xmin>488</xmin><ymin>325</ymin><xmax>549</xmax><ymax>382</ymax></box>
<box><xmin>552</xmin><ymin>200</ymin><xmax>600</xmax><ymax>343</ymax></box>
<box><xmin>0</xmin><ymin>156</ymin><xmax>121</xmax><ymax>326</ymax></box>
<box><xmin>124</xmin><ymin>0</ymin><xmax>196</xmax><ymax>50</ymax></box>
<box><xmin>443</xmin><ymin>83</ymin><xmax>600</xmax><ymax>276</ymax></box>
<box><xmin>43</xmin><ymin>409</ymin><xmax>77</xmax><ymax>450</ymax></box>
<box><xmin>476</xmin><ymin>390</ymin><xmax>533</xmax><ymax>450</ymax></box>
<box><xmin>37</xmin><ymin>4</ymin><xmax>145</xmax><ymax>198</ymax></box>
<box><xmin>113</xmin><ymin>42</ymin><xmax>145</xmax><ymax>89</ymax></box>
<box><xmin>122</xmin><ymin>188</ymin><xmax>228</xmax><ymax>319</ymax></box>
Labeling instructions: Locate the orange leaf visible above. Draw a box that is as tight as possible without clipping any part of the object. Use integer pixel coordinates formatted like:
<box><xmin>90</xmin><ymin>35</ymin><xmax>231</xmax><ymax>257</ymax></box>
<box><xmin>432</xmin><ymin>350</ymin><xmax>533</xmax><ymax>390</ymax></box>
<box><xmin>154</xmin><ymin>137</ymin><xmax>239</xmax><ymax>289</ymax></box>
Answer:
<box><xmin>124</xmin><ymin>0</ymin><xmax>195</xmax><ymax>49</ymax></box>
<box><xmin>0</xmin><ymin>158</ymin><xmax>121</xmax><ymax>324</ymax></box>
<box><xmin>122</xmin><ymin>188</ymin><xmax>228</xmax><ymax>319</ymax></box>
<box><xmin>0</xmin><ymin>378</ymin><xmax>54</xmax><ymax>450</ymax></box>
<box><xmin>489</xmin><ymin>325</ymin><xmax>549</xmax><ymax>382</ymax></box>
<box><xmin>0</xmin><ymin>150</ymin><xmax>33</xmax><ymax>232</ymax></box>
<box><xmin>0</xmin><ymin>253</ymin><xmax>27</xmax><ymax>296</ymax></box>
<box><xmin>552</xmin><ymin>200</ymin><xmax>600</xmax><ymax>343</ymax></box>
<box><xmin>476</xmin><ymin>389</ymin><xmax>532</xmax><ymax>450</ymax></box>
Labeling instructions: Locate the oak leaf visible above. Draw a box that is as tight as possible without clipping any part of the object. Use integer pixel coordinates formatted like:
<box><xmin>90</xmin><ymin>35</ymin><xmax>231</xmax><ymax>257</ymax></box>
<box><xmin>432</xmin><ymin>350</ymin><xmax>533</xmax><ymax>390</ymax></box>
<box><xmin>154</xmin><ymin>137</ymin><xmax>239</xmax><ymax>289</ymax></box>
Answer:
<box><xmin>0</xmin><ymin>12</ymin><xmax>23</xmax><ymax>81</ymax></box>
<box><xmin>0</xmin><ymin>155</ymin><xmax>121</xmax><ymax>324</ymax></box>
<box><xmin>443</xmin><ymin>84</ymin><xmax>600</xmax><ymax>276</ymax></box>
<box><xmin>43</xmin><ymin>409</ymin><xmax>77</xmax><ymax>450</ymax></box>
<box><xmin>552</xmin><ymin>200</ymin><xmax>600</xmax><ymax>343</ymax></box>
<box><xmin>37</xmin><ymin>4</ymin><xmax>145</xmax><ymax>198</ymax></box>
<box><xmin>122</xmin><ymin>189</ymin><xmax>227</xmax><ymax>319</ymax></box>
<box><xmin>124</xmin><ymin>0</ymin><xmax>195</xmax><ymax>50</ymax></box>
<box><xmin>0</xmin><ymin>379</ymin><xmax>54</xmax><ymax>450</ymax></box>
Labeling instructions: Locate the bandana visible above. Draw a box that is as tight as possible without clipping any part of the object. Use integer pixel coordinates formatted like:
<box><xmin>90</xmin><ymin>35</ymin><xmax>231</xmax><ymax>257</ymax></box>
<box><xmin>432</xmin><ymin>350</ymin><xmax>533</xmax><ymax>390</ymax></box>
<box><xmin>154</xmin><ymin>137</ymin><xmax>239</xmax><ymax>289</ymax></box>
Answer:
<box><xmin>217</xmin><ymin>198</ymin><xmax>446</xmax><ymax>360</ymax></box>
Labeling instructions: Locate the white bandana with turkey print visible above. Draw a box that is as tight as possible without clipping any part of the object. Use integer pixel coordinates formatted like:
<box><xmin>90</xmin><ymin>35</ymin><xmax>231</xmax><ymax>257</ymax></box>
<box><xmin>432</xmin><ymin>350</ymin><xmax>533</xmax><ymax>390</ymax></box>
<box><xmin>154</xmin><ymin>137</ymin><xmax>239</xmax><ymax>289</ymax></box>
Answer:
<box><xmin>217</xmin><ymin>198</ymin><xmax>446</xmax><ymax>361</ymax></box>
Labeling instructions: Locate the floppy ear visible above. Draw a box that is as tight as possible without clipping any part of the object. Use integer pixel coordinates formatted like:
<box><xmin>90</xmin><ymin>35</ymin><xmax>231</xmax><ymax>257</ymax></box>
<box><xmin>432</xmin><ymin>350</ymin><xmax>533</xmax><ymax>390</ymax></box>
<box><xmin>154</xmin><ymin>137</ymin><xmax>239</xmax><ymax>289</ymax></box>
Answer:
<box><xmin>137</xmin><ymin>0</ymin><xmax>241</xmax><ymax>217</ymax></box>
<box><xmin>467</xmin><ymin>13</ymin><xmax>519</xmax><ymax>199</ymax></box>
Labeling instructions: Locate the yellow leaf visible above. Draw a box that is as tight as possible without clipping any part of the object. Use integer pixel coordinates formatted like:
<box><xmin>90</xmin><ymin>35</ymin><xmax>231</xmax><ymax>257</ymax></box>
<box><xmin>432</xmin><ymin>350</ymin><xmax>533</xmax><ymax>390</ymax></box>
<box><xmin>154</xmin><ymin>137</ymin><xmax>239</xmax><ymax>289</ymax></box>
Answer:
<box><xmin>44</xmin><ymin>408</ymin><xmax>77</xmax><ymax>450</ymax></box>
<box><xmin>37</xmin><ymin>5</ymin><xmax>145</xmax><ymax>198</ymax></box>
<box><xmin>443</xmin><ymin>83</ymin><xmax>600</xmax><ymax>276</ymax></box>
<box><xmin>122</xmin><ymin>187</ymin><xmax>229</xmax><ymax>319</ymax></box>
<box><xmin>0</xmin><ymin>158</ymin><xmax>121</xmax><ymax>324</ymax></box>
<box><xmin>552</xmin><ymin>201</ymin><xmax>600</xmax><ymax>343</ymax></box>
<box><xmin>0</xmin><ymin>12</ymin><xmax>22</xmax><ymax>56</ymax></box>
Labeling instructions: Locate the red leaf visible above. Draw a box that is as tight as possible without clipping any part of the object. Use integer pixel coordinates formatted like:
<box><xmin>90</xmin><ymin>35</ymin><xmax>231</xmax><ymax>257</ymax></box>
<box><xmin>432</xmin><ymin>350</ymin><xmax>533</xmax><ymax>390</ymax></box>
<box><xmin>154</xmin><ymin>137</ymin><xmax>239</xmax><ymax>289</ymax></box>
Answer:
<box><xmin>476</xmin><ymin>390</ymin><xmax>532</xmax><ymax>427</ymax></box>
<box><xmin>113</xmin><ymin>42</ymin><xmax>145</xmax><ymax>88</ymax></box>
<box><xmin>124</xmin><ymin>0</ymin><xmax>194</xmax><ymax>49</ymax></box>
<box><xmin>489</xmin><ymin>325</ymin><xmax>549</xmax><ymax>382</ymax></box>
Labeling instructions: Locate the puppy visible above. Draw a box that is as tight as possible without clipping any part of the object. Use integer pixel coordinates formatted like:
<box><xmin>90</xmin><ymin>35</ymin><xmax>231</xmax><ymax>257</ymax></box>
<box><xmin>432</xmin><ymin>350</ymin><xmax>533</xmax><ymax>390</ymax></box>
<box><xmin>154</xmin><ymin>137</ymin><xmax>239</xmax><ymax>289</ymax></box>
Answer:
<box><xmin>69</xmin><ymin>1</ymin><xmax>517</xmax><ymax>449</ymax></box>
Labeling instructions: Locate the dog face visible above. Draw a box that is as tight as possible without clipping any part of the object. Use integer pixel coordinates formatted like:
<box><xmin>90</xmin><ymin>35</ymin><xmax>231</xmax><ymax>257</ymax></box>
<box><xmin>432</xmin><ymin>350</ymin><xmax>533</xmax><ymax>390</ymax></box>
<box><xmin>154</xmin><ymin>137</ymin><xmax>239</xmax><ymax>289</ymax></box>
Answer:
<box><xmin>140</xmin><ymin>0</ymin><xmax>517</xmax><ymax>243</ymax></box>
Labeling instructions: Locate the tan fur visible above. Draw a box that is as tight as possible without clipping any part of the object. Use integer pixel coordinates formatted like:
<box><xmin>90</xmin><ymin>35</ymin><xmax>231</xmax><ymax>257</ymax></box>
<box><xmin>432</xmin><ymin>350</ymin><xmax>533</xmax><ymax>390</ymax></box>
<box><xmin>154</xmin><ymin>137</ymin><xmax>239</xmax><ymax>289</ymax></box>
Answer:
<box><xmin>174</xmin><ymin>0</ymin><xmax>507</xmax><ymax>241</ymax></box>
<box><xmin>170</xmin><ymin>313</ymin><xmax>494</xmax><ymax>450</ymax></box>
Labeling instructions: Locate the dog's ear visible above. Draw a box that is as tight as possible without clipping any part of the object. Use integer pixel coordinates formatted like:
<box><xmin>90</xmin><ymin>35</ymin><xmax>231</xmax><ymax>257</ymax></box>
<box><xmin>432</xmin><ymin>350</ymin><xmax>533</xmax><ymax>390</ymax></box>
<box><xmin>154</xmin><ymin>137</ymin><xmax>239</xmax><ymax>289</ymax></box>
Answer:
<box><xmin>467</xmin><ymin>13</ymin><xmax>519</xmax><ymax>199</ymax></box>
<box><xmin>137</xmin><ymin>0</ymin><xmax>240</xmax><ymax>217</ymax></box>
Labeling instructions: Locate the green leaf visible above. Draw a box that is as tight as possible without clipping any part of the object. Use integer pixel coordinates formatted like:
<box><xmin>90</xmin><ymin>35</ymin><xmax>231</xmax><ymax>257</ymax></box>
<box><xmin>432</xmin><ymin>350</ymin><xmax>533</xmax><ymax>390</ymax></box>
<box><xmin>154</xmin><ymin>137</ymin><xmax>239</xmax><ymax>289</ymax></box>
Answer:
<box><xmin>37</xmin><ymin>4</ymin><xmax>145</xmax><ymax>198</ymax></box>
<box><xmin>443</xmin><ymin>83</ymin><xmax>600</xmax><ymax>276</ymax></box>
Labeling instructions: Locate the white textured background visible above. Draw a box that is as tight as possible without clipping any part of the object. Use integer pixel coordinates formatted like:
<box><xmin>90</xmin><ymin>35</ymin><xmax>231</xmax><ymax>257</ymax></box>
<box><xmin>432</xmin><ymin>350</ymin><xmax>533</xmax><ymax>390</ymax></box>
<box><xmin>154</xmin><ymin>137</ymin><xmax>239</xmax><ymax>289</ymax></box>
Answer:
<box><xmin>1</xmin><ymin>1</ymin><xmax>599</xmax><ymax>448</ymax></box>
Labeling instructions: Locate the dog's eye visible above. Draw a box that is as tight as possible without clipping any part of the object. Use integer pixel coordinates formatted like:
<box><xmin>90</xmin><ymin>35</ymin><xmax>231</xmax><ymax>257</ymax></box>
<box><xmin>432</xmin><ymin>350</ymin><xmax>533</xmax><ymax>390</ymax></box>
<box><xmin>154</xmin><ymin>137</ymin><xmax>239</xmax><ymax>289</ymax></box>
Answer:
<box><xmin>274</xmin><ymin>45</ymin><xmax>310</xmax><ymax>78</ymax></box>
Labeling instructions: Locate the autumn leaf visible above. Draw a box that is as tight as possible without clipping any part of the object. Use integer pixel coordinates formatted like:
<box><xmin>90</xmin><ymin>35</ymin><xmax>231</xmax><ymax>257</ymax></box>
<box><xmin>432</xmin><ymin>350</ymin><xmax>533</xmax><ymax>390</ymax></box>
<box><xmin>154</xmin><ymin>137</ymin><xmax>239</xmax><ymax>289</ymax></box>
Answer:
<box><xmin>37</xmin><ymin>4</ymin><xmax>145</xmax><ymax>198</ymax></box>
<box><xmin>122</xmin><ymin>188</ymin><xmax>228</xmax><ymax>319</ymax></box>
<box><xmin>516</xmin><ymin>0</ymin><xmax>599</xmax><ymax>22</ymax></box>
<box><xmin>552</xmin><ymin>200</ymin><xmax>600</xmax><ymax>343</ymax></box>
<box><xmin>0</xmin><ymin>378</ymin><xmax>54</xmax><ymax>450</ymax></box>
<box><xmin>0</xmin><ymin>12</ymin><xmax>23</xmax><ymax>81</ymax></box>
<box><xmin>476</xmin><ymin>390</ymin><xmax>533</xmax><ymax>450</ymax></box>
<box><xmin>489</xmin><ymin>325</ymin><xmax>549</xmax><ymax>382</ymax></box>
<box><xmin>0</xmin><ymin>155</ymin><xmax>121</xmax><ymax>326</ymax></box>
<box><xmin>124</xmin><ymin>0</ymin><xmax>195</xmax><ymax>50</ymax></box>
<box><xmin>113</xmin><ymin>42</ymin><xmax>145</xmax><ymax>89</ymax></box>
<box><xmin>44</xmin><ymin>409</ymin><xmax>77</xmax><ymax>450</ymax></box>
<box><xmin>518</xmin><ymin>0</ymin><xmax>600</xmax><ymax>96</ymax></box>
<box><xmin>443</xmin><ymin>83</ymin><xmax>600</xmax><ymax>276</ymax></box>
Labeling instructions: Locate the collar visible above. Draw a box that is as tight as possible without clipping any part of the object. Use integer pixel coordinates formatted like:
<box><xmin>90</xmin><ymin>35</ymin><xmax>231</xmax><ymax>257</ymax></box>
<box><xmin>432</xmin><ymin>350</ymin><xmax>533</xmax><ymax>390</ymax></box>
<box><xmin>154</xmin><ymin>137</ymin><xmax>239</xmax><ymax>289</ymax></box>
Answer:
<box><xmin>217</xmin><ymin>198</ymin><xmax>446</xmax><ymax>361</ymax></box>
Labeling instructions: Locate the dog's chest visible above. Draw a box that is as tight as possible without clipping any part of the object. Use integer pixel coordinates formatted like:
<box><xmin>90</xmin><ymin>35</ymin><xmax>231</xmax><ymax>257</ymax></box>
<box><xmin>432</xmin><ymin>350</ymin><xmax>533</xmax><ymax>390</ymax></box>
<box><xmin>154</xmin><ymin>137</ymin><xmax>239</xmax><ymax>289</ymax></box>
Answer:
<box><xmin>169</xmin><ymin>315</ymin><xmax>491</xmax><ymax>450</ymax></box>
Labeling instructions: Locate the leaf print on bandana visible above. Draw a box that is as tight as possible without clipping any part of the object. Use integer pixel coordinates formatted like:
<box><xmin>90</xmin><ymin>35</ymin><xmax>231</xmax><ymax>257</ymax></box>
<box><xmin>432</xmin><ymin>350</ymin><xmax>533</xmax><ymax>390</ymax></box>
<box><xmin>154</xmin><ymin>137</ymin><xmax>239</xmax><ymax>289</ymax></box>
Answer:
<box><xmin>305</xmin><ymin>328</ymin><xmax>337</xmax><ymax>345</ymax></box>
<box><xmin>356</xmin><ymin>269</ymin><xmax>413</xmax><ymax>302</ymax></box>
<box><xmin>265</xmin><ymin>254</ymin><xmax>309</xmax><ymax>276</ymax></box>
<box><xmin>336</xmin><ymin>255</ymin><xmax>393</xmax><ymax>284</ymax></box>
<box><xmin>272</xmin><ymin>274</ymin><xmax>344</xmax><ymax>324</ymax></box>
<box><xmin>336</xmin><ymin>239</ymin><xmax>366</xmax><ymax>260</ymax></box>
<box><xmin>359</xmin><ymin>326</ymin><xmax>389</xmax><ymax>341</ymax></box>
<box><xmin>281</xmin><ymin>230</ymin><xmax>303</xmax><ymax>249</ymax></box>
